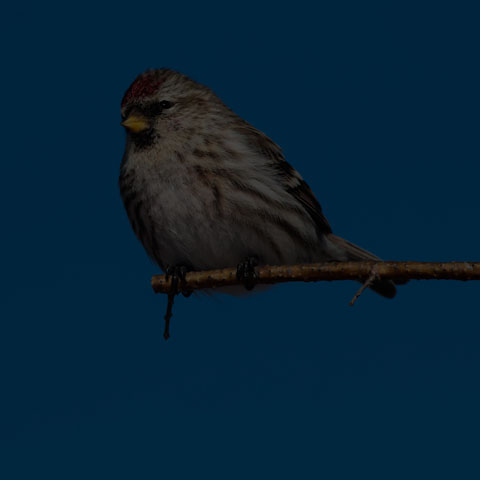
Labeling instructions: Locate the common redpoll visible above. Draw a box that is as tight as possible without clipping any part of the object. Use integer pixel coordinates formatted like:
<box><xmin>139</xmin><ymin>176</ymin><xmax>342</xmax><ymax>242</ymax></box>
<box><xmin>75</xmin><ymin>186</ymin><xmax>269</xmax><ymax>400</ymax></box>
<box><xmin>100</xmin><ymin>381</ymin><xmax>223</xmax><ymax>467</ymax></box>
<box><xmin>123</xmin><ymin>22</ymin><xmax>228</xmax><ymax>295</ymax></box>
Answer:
<box><xmin>119</xmin><ymin>69</ymin><xmax>401</xmax><ymax>333</ymax></box>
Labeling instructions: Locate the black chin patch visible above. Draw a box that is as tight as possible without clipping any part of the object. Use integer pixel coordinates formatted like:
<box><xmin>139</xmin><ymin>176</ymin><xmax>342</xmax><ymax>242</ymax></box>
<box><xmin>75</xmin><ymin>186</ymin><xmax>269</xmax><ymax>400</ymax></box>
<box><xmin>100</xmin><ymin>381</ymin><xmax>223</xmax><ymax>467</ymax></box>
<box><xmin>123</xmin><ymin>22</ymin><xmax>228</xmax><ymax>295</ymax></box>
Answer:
<box><xmin>131</xmin><ymin>128</ymin><xmax>157</xmax><ymax>150</ymax></box>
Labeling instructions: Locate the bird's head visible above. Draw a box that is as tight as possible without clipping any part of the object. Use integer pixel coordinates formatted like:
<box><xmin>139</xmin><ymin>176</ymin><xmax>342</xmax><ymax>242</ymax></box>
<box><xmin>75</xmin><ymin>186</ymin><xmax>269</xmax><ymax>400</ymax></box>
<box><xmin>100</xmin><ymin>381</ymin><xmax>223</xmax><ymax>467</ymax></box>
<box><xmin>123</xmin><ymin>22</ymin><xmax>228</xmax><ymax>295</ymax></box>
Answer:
<box><xmin>120</xmin><ymin>69</ymin><xmax>221</xmax><ymax>151</ymax></box>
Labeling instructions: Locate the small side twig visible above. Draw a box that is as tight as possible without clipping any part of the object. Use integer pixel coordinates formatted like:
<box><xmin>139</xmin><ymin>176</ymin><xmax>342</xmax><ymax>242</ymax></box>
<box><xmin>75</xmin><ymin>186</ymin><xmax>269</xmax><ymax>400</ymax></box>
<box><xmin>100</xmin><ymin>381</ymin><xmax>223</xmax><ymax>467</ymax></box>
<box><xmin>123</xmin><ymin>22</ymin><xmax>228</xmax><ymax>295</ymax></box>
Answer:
<box><xmin>163</xmin><ymin>292</ymin><xmax>175</xmax><ymax>340</ymax></box>
<box><xmin>349</xmin><ymin>266</ymin><xmax>379</xmax><ymax>306</ymax></box>
<box><xmin>162</xmin><ymin>266</ymin><xmax>192</xmax><ymax>340</ymax></box>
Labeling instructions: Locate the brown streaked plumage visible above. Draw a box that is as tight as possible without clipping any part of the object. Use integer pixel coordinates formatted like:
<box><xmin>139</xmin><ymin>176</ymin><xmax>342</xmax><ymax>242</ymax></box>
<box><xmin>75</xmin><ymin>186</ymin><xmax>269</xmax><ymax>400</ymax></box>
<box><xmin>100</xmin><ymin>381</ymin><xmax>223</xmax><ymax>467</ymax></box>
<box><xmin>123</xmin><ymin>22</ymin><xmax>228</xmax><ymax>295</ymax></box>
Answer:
<box><xmin>119</xmin><ymin>68</ymin><xmax>403</xmax><ymax>298</ymax></box>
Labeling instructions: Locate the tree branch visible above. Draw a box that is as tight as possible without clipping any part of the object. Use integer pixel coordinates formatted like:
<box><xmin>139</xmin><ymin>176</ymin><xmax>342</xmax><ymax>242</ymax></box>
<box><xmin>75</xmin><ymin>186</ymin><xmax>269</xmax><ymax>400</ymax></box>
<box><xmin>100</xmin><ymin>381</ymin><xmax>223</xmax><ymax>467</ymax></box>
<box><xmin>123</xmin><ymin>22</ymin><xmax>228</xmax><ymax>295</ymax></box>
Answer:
<box><xmin>151</xmin><ymin>261</ymin><xmax>480</xmax><ymax>294</ymax></box>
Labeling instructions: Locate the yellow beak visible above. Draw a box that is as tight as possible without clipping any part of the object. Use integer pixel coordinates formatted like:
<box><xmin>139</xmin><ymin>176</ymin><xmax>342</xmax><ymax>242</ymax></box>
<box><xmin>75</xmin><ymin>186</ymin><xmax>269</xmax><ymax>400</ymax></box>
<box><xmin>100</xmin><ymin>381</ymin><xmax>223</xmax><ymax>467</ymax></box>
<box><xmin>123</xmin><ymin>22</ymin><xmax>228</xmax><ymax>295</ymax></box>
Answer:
<box><xmin>121</xmin><ymin>114</ymin><xmax>149</xmax><ymax>133</ymax></box>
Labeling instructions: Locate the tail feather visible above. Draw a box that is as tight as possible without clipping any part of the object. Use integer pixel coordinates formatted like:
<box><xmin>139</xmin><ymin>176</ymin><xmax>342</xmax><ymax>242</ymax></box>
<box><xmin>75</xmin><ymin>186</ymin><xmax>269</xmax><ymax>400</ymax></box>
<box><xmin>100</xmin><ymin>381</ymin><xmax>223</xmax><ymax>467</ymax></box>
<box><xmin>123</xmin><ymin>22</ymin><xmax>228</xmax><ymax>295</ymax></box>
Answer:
<box><xmin>326</xmin><ymin>234</ymin><xmax>402</xmax><ymax>299</ymax></box>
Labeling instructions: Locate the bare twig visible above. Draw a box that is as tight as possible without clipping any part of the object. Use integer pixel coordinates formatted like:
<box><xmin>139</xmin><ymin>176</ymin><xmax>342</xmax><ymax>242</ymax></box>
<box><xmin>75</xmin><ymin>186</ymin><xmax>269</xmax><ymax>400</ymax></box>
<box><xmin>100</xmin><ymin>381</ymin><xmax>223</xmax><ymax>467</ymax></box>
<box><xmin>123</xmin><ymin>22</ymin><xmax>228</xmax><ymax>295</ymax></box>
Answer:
<box><xmin>163</xmin><ymin>293</ymin><xmax>175</xmax><ymax>340</ymax></box>
<box><xmin>152</xmin><ymin>261</ymin><xmax>480</xmax><ymax>294</ymax></box>
<box><xmin>349</xmin><ymin>266</ymin><xmax>379</xmax><ymax>306</ymax></box>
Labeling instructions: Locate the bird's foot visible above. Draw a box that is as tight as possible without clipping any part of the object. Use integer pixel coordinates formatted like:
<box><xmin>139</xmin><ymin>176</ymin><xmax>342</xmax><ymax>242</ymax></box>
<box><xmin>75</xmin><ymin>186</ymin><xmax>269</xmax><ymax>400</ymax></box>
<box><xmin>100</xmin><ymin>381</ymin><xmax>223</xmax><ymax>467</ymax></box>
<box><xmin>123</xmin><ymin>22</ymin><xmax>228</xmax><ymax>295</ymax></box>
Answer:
<box><xmin>165</xmin><ymin>265</ymin><xmax>190</xmax><ymax>293</ymax></box>
<box><xmin>163</xmin><ymin>265</ymin><xmax>192</xmax><ymax>340</ymax></box>
<box><xmin>236</xmin><ymin>256</ymin><xmax>259</xmax><ymax>291</ymax></box>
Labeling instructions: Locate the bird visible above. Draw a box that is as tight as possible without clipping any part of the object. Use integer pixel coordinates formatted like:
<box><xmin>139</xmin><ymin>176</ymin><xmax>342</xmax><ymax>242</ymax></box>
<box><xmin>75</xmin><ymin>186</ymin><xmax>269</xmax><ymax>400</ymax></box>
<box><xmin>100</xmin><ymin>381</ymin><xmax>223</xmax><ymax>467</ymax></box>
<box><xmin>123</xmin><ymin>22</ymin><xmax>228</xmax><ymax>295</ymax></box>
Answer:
<box><xmin>119</xmin><ymin>69</ymin><xmax>402</xmax><ymax>336</ymax></box>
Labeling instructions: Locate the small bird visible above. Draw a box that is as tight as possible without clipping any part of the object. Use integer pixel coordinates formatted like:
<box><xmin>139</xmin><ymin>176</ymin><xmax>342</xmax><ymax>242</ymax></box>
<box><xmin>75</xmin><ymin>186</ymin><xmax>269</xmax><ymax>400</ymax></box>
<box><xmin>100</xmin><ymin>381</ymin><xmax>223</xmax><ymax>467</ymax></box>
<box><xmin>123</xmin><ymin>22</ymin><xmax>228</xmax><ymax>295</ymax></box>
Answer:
<box><xmin>119</xmin><ymin>69</ymin><xmax>401</xmax><ymax>335</ymax></box>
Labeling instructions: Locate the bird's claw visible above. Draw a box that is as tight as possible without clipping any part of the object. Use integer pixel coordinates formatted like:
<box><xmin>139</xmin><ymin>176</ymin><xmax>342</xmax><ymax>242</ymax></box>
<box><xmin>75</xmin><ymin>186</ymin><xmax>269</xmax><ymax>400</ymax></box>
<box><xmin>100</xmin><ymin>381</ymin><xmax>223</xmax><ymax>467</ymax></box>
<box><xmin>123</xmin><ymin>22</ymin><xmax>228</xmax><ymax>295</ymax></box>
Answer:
<box><xmin>236</xmin><ymin>256</ymin><xmax>259</xmax><ymax>291</ymax></box>
<box><xmin>166</xmin><ymin>265</ymin><xmax>189</xmax><ymax>290</ymax></box>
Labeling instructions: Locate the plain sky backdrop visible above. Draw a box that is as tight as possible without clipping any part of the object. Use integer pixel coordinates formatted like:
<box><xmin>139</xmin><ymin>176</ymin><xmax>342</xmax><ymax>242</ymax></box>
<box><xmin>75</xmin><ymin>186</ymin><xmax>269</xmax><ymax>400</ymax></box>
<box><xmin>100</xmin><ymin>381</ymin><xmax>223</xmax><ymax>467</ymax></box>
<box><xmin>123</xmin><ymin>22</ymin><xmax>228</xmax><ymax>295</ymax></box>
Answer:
<box><xmin>2</xmin><ymin>1</ymin><xmax>479</xmax><ymax>478</ymax></box>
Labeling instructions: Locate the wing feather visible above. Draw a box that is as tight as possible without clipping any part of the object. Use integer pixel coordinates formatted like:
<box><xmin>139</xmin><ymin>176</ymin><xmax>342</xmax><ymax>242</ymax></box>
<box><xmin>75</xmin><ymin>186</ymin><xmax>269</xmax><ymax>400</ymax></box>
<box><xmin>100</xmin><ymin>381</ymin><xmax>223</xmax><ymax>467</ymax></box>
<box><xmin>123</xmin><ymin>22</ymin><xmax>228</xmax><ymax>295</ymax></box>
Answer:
<box><xmin>235</xmin><ymin>123</ymin><xmax>332</xmax><ymax>235</ymax></box>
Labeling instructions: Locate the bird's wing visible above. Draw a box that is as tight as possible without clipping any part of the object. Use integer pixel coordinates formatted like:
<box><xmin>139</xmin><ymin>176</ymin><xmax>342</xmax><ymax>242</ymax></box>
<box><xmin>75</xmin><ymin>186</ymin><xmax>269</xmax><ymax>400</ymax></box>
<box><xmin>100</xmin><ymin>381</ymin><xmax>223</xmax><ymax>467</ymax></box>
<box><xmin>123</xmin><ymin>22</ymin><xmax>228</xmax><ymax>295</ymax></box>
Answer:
<box><xmin>236</xmin><ymin>124</ymin><xmax>332</xmax><ymax>235</ymax></box>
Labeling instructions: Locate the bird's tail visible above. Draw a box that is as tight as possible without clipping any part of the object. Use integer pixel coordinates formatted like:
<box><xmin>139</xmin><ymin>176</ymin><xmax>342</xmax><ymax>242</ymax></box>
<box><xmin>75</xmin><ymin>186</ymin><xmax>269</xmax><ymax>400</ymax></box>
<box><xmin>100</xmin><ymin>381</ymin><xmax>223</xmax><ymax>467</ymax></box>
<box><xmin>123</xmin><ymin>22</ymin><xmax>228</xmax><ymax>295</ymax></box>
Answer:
<box><xmin>325</xmin><ymin>233</ymin><xmax>405</xmax><ymax>299</ymax></box>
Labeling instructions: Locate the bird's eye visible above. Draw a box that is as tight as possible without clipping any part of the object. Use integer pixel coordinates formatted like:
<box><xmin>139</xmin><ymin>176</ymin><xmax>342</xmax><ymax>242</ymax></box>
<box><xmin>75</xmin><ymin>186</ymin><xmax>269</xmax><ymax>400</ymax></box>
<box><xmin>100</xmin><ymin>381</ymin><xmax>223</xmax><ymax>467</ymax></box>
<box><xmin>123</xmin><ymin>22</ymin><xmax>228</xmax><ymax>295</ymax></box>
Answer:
<box><xmin>143</xmin><ymin>101</ymin><xmax>173</xmax><ymax>117</ymax></box>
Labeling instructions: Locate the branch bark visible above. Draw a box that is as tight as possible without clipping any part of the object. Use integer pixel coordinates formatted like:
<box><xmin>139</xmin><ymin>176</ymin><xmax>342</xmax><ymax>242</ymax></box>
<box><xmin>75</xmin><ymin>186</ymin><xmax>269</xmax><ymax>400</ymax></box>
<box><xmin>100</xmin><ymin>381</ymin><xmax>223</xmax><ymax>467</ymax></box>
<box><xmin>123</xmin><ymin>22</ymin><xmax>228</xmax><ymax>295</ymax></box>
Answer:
<box><xmin>151</xmin><ymin>261</ymin><xmax>480</xmax><ymax>294</ymax></box>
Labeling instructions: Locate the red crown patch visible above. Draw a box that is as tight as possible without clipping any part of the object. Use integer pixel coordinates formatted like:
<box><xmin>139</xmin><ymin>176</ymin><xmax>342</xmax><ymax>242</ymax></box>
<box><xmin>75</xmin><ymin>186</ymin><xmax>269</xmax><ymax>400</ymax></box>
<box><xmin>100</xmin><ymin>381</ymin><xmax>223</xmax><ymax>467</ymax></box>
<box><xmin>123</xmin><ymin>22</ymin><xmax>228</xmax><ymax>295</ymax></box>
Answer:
<box><xmin>122</xmin><ymin>72</ymin><xmax>161</xmax><ymax>107</ymax></box>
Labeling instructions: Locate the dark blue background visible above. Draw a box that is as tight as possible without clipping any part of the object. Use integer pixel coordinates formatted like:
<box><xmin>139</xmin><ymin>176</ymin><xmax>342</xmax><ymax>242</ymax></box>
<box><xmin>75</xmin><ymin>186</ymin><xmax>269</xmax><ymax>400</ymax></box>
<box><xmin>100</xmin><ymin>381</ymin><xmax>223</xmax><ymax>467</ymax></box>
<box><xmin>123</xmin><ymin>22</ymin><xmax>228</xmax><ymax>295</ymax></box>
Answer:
<box><xmin>2</xmin><ymin>2</ymin><xmax>479</xmax><ymax>478</ymax></box>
